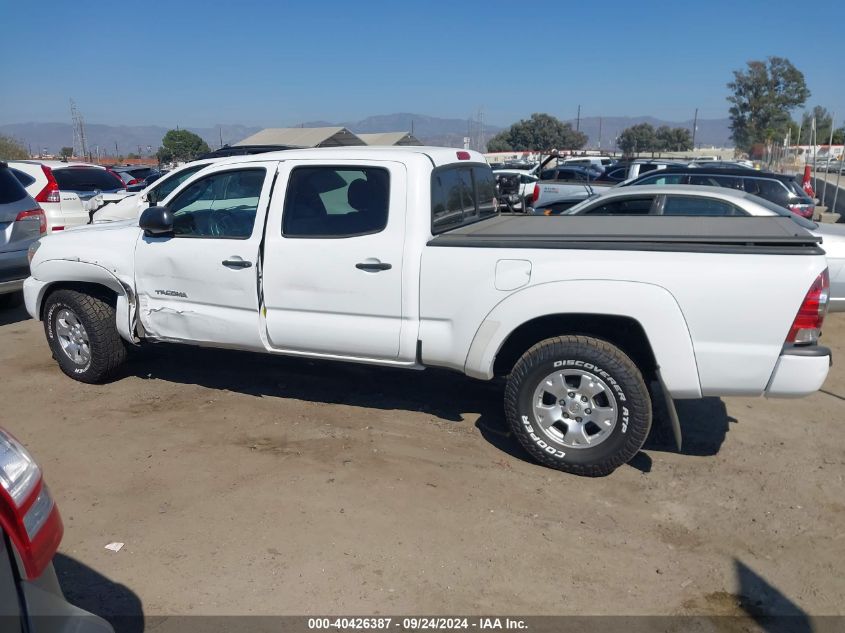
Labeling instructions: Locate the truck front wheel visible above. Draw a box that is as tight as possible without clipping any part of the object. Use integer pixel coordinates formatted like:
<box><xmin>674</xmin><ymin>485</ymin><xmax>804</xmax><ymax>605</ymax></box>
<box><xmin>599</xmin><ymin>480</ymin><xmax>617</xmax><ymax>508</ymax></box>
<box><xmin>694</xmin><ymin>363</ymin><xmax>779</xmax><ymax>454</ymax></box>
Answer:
<box><xmin>43</xmin><ymin>289</ymin><xmax>127</xmax><ymax>383</ymax></box>
<box><xmin>504</xmin><ymin>335</ymin><xmax>651</xmax><ymax>476</ymax></box>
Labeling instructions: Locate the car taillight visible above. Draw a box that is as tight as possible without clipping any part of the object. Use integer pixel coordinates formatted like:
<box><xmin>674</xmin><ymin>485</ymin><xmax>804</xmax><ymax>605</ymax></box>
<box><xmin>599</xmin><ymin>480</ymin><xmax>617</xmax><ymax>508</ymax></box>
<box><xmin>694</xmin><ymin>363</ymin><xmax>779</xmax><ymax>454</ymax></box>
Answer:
<box><xmin>786</xmin><ymin>269</ymin><xmax>829</xmax><ymax>345</ymax></box>
<box><xmin>456</xmin><ymin>151</ymin><xmax>471</xmax><ymax>160</ymax></box>
<box><xmin>532</xmin><ymin>183</ymin><xmax>540</xmax><ymax>203</ymax></box>
<box><xmin>0</xmin><ymin>428</ymin><xmax>63</xmax><ymax>579</ymax></box>
<box><xmin>35</xmin><ymin>165</ymin><xmax>60</xmax><ymax>204</ymax></box>
<box><xmin>788</xmin><ymin>204</ymin><xmax>814</xmax><ymax>219</ymax></box>
<box><xmin>15</xmin><ymin>208</ymin><xmax>47</xmax><ymax>234</ymax></box>
<box><xmin>127</xmin><ymin>178</ymin><xmax>141</xmax><ymax>186</ymax></box>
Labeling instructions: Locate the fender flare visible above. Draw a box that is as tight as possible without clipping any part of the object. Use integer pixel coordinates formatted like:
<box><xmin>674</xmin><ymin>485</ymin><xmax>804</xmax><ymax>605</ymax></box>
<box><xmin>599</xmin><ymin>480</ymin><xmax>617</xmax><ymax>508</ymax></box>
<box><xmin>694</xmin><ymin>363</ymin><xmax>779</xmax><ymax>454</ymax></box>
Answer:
<box><xmin>30</xmin><ymin>259</ymin><xmax>138</xmax><ymax>344</ymax></box>
<box><xmin>463</xmin><ymin>279</ymin><xmax>702</xmax><ymax>398</ymax></box>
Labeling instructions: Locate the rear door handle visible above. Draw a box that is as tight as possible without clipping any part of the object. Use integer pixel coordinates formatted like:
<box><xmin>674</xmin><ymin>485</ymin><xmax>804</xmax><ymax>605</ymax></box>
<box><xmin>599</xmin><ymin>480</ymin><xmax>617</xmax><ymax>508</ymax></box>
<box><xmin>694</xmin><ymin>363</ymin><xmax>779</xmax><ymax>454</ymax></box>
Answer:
<box><xmin>356</xmin><ymin>261</ymin><xmax>392</xmax><ymax>272</ymax></box>
<box><xmin>222</xmin><ymin>258</ymin><xmax>252</xmax><ymax>269</ymax></box>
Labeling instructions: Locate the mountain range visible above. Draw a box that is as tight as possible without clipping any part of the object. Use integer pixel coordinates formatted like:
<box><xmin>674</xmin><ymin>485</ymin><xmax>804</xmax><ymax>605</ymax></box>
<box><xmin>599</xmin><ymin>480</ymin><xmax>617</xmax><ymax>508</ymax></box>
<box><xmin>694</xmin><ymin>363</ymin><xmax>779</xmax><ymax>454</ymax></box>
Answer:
<box><xmin>0</xmin><ymin>113</ymin><xmax>732</xmax><ymax>155</ymax></box>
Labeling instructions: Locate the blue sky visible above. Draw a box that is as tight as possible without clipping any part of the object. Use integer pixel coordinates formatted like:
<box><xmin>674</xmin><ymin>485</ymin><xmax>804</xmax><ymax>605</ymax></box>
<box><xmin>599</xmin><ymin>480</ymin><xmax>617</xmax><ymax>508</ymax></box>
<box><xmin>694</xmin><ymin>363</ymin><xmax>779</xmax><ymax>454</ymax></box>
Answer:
<box><xmin>2</xmin><ymin>0</ymin><xmax>844</xmax><ymax>127</ymax></box>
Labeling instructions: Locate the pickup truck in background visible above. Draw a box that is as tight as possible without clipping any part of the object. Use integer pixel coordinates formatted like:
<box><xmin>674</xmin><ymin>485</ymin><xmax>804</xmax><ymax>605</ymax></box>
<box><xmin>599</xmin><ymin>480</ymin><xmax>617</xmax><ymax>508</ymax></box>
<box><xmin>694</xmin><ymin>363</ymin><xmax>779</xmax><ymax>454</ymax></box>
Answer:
<box><xmin>23</xmin><ymin>147</ymin><xmax>832</xmax><ymax>476</ymax></box>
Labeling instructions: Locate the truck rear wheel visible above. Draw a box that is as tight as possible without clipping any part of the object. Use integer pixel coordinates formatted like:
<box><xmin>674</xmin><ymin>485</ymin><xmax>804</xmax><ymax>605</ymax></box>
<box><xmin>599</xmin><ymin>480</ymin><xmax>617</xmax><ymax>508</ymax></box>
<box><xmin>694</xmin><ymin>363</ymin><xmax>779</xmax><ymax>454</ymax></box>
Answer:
<box><xmin>504</xmin><ymin>335</ymin><xmax>651</xmax><ymax>476</ymax></box>
<box><xmin>43</xmin><ymin>289</ymin><xmax>127</xmax><ymax>383</ymax></box>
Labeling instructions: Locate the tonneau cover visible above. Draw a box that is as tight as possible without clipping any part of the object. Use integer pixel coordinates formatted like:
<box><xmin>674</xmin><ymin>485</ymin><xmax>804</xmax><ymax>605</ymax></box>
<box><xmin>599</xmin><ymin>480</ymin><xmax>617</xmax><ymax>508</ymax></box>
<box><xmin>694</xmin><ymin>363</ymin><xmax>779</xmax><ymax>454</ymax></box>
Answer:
<box><xmin>429</xmin><ymin>215</ymin><xmax>823</xmax><ymax>255</ymax></box>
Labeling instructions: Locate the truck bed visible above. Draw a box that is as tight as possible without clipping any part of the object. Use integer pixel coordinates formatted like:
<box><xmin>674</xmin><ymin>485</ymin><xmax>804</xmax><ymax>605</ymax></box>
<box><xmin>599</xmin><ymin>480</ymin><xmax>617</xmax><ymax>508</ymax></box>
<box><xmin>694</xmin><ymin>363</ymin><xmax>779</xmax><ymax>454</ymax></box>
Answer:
<box><xmin>429</xmin><ymin>215</ymin><xmax>823</xmax><ymax>255</ymax></box>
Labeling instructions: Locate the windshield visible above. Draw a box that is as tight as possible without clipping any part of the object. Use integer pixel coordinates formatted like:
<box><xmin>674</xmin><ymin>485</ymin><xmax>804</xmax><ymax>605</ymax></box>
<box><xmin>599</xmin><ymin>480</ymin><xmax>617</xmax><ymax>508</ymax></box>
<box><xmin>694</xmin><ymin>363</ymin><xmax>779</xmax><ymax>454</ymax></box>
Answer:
<box><xmin>559</xmin><ymin>194</ymin><xmax>602</xmax><ymax>214</ymax></box>
<box><xmin>751</xmin><ymin>194</ymin><xmax>817</xmax><ymax>230</ymax></box>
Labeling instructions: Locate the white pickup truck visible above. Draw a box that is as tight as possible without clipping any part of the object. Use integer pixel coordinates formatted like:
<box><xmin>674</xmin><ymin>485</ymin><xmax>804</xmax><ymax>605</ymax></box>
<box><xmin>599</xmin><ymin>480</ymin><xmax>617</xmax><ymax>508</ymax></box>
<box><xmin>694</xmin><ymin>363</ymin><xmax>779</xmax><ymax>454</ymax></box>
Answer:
<box><xmin>23</xmin><ymin>147</ymin><xmax>832</xmax><ymax>476</ymax></box>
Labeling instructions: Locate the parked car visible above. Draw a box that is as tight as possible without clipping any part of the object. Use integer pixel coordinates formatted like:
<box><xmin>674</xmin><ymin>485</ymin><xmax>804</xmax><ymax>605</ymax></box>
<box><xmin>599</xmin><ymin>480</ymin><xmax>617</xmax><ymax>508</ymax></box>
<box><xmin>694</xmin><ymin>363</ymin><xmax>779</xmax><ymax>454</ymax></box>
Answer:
<box><xmin>24</xmin><ymin>147</ymin><xmax>832</xmax><ymax>476</ymax></box>
<box><xmin>9</xmin><ymin>161</ymin><xmax>125</xmax><ymax>230</ymax></box>
<box><xmin>93</xmin><ymin>159</ymin><xmax>220</xmax><ymax>223</ymax></box>
<box><xmin>539</xmin><ymin>164</ymin><xmax>603</xmax><ymax>181</ymax></box>
<box><xmin>549</xmin><ymin>184</ymin><xmax>845</xmax><ymax>312</ymax></box>
<box><xmin>0</xmin><ymin>162</ymin><xmax>46</xmax><ymax>309</ymax></box>
<box><xmin>0</xmin><ymin>426</ymin><xmax>113</xmax><ymax>632</ymax></box>
<box><xmin>109</xmin><ymin>165</ymin><xmax>157</xmax><ymax>187</ymax></box>
<box><xmin>621</xmin><ymin>166</ymin><xmax>816</xmax><ymax>218</ymax></box>
<box><xmin>558</xmin><ymin>156</ymin><xmax>615</xmax><ymax>170</ymax></box>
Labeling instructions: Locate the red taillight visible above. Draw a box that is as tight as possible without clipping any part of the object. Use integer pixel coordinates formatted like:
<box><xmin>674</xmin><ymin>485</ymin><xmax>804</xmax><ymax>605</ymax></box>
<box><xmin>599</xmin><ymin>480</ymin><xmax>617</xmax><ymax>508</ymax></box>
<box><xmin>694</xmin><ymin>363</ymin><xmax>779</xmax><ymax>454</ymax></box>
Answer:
<box><xmin>127</xmin><ymin>178</ymin><xmax>141</xmax><ymax>186</ymax></box>
<box><xmin>0</xmin><ymin>428</ymin><xmax>63</xmax><ymax>579</ymax></box>
<box><xmin>35</xmin><ymin>165</ymin><xmax>60</xmax><ymax>204</ymax></box>
<box><xmin>532</xmin><ymin>183</ymin><xmax>540</xmax><ymax>203</ymax></box>
<box><xmin>786</xmin><ymin>269</ymin><xmax>830</xmax><ymax>345</ymax></box>
<box><xmin>788</xmin><ymin>204</ymin><xmax>814</xmax><ymax>219</ymax></box>
<box><xmin>15</xmin><ymin>208</ymin><xmax>47</xmax><ymax>234</ymax></box>
<box><xmin>456</xmin><ymin>151</ymin><xmax>471</xmax><ymax>161</ymax></box>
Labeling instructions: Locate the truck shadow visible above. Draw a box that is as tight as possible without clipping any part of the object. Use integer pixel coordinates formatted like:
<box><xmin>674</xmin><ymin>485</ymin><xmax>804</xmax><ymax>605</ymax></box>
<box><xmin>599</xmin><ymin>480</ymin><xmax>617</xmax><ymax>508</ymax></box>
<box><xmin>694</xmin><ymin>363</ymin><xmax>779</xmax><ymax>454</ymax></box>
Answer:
<box><xmin>53</xmin><ymin>553</ymin><xmax>145</xmax><ymax>633</ymax></box>
<box><xmin>0</xmin><ymin>303</ymin><xmax>30</xmax><ymax>327</ymax></box>
<box><xmin>123</xmin><ymin>345</ymin><xmax>733</xmax><ymax>470</ymax></box>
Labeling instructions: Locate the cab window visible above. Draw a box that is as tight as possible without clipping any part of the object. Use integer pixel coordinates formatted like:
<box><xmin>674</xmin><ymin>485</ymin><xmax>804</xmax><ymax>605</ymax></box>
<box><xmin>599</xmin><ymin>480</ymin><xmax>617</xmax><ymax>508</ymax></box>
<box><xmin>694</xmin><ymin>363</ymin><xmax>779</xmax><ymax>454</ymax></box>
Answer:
<box><xmin>580</xmin><ymin>196</ymin><xmax>655</xmax><ymax>215</ymax></box>
<box><xmin>167</xmin><ymin>168</ymin><xmax>265</xmax><ymax>239</ymax></box>
<box><xmin>282</xmin><ymin>166</ymin><xmax>389</xmax><ymax>238</ymax></box>
<box><xmin>150</xmin><ymin>164</ymin><xmax>207</xmax><ymax>204</ymax></box>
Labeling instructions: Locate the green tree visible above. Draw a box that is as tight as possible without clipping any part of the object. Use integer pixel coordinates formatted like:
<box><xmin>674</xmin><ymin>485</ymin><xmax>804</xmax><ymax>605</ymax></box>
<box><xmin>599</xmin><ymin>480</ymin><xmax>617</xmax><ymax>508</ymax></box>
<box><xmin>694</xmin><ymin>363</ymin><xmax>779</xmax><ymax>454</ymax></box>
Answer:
<box><xmin>156</xmin><ymin>129</ymin><xmax>210</xmax><ymax>162</ymax></box>
<box><xmin>486</xmin><ymin>113</ymin><xmax>587</xmax><ymax>152</ymax></box>
<box><xmin>59</xmin><ymin>146</ymin><xmax>73</xmax><ymax>159</ymax></box>
<box><xmin>655</xmin><ymin>126</ymin><xmax>693</xmax><ymax>152</ymax></box>
<box><xmin>618</xmin><ymin>123</ymin><xmax>657</xmax><ymax>155</ymax></box>
<box><xmin>798</xmin><ymin>106</ymin><xmax>843</xmax><ymax>144</ymax></box>
<box><xmin>727</xmin><ymin>57</ymin><xmax>809</xmax><ymax>151</ymax></box>
<box><xmin>0</xmin><ymin>135</ymin><xmax>29</xmax><ymax>160</ymax></box>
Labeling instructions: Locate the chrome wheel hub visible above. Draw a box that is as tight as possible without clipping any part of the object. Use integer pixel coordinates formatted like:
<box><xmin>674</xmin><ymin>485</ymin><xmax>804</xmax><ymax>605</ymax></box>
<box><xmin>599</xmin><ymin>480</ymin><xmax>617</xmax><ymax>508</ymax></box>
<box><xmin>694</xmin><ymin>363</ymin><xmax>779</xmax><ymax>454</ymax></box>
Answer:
<box><xmin>55</xmin><ymin>308</ymin><xmax>91</xmax><ymax>366</ymax></box>
<box><xmin>532</xmin><ymin>368</ymin><xmax>618</xmax><ymax>449</ymax></box>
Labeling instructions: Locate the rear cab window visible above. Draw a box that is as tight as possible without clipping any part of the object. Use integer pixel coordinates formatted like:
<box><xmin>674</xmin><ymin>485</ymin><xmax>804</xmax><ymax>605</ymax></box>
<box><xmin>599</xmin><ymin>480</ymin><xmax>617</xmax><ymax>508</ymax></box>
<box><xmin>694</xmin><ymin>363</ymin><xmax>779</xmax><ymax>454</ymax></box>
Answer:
<box><xmin>431</xmin><ymin>165</ymin><xmax>497</xmax><ymax>234</ymax></box>
<box><xmin>663</xmin><ymin>196</ymin><xmax>744</xmax><ymax>216</ymax></box>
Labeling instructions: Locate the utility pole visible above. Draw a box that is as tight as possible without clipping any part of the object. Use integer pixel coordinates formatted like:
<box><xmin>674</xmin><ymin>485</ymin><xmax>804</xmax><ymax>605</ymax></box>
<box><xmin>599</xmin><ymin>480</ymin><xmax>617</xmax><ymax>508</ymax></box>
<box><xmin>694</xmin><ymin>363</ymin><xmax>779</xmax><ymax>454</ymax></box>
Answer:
<box><xmin>576</xmin><ymin>105</ymin><xmax>581</xmax><ymax>132</ymax></box>
<box><xmin>115</xmin><ymin>141</ymin><xmax>119</xmax><ymax>160</ymax></box>
<box><xmin>821</xmin><ymin>112</ymin><xmax>835</xmax><ymax>206</ymax></box>
<box><xmin>478</xmin><ymin>107</ymin><xmax>484</xmax><ymax>152</ymax></box>
<box><xmin>598</xmin><ymin>117</ymin><xmax>602</xmax><ymax>151</ymax></box>
<box><xmin>219</xmin><ymin>127</ymin><xmax>223</xmax><ymax>149</ymax></box>
<box><xmin>691</xmin><ymin>108</ymin><xmax>698</xmax><ymax>150</ymax></box>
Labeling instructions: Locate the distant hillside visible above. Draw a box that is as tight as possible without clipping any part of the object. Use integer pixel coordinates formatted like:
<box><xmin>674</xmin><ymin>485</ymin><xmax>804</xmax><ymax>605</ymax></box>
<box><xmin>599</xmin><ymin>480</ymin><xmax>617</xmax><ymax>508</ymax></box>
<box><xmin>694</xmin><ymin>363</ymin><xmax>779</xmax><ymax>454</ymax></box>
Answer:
<box><xmin>0</xmin><ymin>113</ymin><xmax>732</xmax><ymax>155</ymax></box>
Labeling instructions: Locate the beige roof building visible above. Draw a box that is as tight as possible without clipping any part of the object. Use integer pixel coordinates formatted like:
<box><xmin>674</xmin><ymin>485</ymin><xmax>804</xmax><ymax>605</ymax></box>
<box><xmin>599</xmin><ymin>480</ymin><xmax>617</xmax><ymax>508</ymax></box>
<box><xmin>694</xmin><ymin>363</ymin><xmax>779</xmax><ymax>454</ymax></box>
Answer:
<box><xmin>357</xmin><ymin>132</ymin><xmax>423</xmax><ymax>146</ymax></box>
<box><xmin>234</xmin><ymin>127</ymin><xmax>364</xmax><ymax>148</ymax></box>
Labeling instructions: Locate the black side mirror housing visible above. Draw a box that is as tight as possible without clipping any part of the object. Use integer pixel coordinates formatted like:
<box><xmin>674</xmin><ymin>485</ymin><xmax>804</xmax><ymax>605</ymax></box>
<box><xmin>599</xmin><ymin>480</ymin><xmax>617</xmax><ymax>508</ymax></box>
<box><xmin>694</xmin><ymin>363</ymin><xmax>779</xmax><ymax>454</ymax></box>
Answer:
<box><xmin>139</xmin><ymin>205</ymin><xmax>174</xmax><ymax>236</ymax></box>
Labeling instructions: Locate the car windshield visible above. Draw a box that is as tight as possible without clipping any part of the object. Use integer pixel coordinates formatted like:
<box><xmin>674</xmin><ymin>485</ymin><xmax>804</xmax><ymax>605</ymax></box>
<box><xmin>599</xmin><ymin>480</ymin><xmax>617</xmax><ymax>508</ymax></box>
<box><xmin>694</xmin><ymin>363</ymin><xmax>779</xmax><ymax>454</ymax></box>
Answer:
<box><xmin>559</xmin><ymin>194</ymin><xmax>602</xmax><ymax>214</ymax></box>
<box><xmin>53</xmin><ymin>167</ymin><xmax>124</xmax><ymax>191</ymax></box>
<box><xmin>751</xmin><ymin>194</ymin><xmax>818</xmax><ymax>230</ymax></box>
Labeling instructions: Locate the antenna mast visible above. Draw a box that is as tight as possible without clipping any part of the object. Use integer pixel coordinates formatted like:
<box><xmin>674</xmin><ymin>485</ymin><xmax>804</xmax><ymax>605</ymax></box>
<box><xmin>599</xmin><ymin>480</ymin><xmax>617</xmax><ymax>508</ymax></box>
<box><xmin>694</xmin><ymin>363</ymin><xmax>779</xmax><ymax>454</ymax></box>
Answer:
<box><xmin>70</xmin><ymin>99</ymin><xmax>88</xmax><ymax>159</ymax></box>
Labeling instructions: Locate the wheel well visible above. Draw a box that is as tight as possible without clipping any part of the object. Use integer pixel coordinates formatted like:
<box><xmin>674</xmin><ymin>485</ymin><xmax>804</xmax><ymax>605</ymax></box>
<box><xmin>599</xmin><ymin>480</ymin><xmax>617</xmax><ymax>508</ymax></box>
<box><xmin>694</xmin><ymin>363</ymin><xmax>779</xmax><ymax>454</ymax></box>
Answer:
<box><xmin>492</xmin><ymin>314</ymin><xmax>658</xmax><ymax>378</ymax></box>
<box><xmin>40</xmin><ymin>282</ymin><xmax>118</xmax><ymax>320</ymax></box>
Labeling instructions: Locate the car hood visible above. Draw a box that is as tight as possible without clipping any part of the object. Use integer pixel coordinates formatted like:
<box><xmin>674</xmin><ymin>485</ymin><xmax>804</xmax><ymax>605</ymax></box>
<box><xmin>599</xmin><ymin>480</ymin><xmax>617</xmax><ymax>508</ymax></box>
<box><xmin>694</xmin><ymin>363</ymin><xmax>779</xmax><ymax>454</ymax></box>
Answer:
<box><xmin>92</xmin><ymin>194</ymin><xmax>141</xmax><ymax>223</ymax></box>
<box><xmin>30</xmin><ymin>220</ymin><xmax>141</xmax><ymax>278</ymax></box>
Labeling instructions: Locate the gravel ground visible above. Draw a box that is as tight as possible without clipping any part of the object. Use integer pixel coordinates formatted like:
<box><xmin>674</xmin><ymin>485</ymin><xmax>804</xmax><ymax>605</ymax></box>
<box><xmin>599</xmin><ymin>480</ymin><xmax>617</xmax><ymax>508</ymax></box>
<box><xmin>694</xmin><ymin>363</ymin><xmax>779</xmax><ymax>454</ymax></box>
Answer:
<box><xmin>1</xmin><ymin>305</ymin><xmax>843</xmax><ymax>623</ymax></box>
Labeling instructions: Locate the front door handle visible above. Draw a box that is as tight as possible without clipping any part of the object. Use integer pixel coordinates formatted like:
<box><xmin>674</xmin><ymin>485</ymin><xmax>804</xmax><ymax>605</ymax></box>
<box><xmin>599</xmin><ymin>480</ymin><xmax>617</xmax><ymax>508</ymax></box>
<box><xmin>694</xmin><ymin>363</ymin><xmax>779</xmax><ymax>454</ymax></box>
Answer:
<box><xmin>356</xmin><ymin>261</ymin><xmax>392</xmax><ymax>272</ymax></box>
<box><xmin>222</xmin><ymin>258</ymin><xmax>252</xmax><ymax>269</ymax></box>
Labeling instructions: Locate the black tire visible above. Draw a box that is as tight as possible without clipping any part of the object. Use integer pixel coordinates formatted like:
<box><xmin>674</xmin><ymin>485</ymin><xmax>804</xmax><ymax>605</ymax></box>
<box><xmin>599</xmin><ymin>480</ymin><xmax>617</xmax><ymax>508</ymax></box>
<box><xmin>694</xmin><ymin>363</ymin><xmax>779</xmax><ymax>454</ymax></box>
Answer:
<box><xmin>43</xmin><ymin>289</ymin><xmax>127</xmax><ymax>383</ymax></box>
<box><xmin>0</xmin><ymin>291</ymin><xmax>23</xmax><ymax>309</ymax></box>
<box><xmin>504</xmin><ymin>335</ymin><xmax>651</xmax><ymax>476</ymax></box>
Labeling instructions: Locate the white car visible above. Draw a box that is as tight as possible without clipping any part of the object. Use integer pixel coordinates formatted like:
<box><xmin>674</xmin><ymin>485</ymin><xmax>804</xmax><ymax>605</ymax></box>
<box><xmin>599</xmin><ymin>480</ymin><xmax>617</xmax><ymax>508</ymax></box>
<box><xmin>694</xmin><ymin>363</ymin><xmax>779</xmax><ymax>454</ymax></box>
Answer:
<box><xmin>23</xmin><ymin>147</ymin><xmax>831</xmax><ymax>476</ymax></box>
<box><xmin>555</xmin><ymin>184</ymin><xmax>845</xmax><ymax>312</ymax></box>
<box><xmin>92</xmin><ymin>159</ymin><xmax>219</xmax><ymax>223</ymax></box>
<box><xmin>8</xmin><ymin>161</ymin><xmax>124</xmax><ymax>232</ymax></box>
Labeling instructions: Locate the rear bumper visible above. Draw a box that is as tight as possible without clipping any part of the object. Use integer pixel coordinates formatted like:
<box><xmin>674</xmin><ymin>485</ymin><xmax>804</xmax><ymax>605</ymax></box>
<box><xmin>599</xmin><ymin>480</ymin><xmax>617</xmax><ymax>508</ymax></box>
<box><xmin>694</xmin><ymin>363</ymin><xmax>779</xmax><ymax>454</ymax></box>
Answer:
<box><xmin>765</xmin><ymin>345</ymin><xmax>832</xmax><ymax>398</ymax></box>
<box><xmin>0</xmin><ymin>248</ymin><xmax>29</xmax><ymax>294</ymax></box>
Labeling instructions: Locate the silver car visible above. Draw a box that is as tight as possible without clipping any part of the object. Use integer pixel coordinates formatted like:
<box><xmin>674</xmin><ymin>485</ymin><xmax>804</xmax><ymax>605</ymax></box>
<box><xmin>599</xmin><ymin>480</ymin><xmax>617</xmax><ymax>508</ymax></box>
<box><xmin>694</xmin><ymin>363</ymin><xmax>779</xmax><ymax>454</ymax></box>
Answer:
<box><xmin>0</xmin><ymin>162</ymin><xmax>45</xmax><ymax>309</ymax></box>
<box><xmin>554</xmin><ymin>184</ymin><xmax>845</xmax><ymax>312</ymax></box>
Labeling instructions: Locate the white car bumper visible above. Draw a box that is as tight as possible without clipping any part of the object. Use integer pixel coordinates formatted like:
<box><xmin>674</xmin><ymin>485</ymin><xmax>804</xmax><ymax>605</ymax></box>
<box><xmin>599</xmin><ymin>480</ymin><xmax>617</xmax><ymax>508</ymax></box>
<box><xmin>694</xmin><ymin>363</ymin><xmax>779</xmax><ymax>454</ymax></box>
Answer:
<box><xmin>765</xmin><ymin>346</ymin><xmax>832</xmax><ymax>398</ymax></box>
<box><xmin>23</xmin><ymin>277</ymin><xmax>49</xmax><ymax>321</ymax></box>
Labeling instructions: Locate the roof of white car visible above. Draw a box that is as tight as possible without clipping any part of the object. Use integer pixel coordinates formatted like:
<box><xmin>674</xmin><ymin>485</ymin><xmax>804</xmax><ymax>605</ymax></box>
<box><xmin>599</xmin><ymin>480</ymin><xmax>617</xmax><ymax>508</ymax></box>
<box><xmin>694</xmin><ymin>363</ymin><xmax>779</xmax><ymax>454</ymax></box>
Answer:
<box><xmin>9</xmin><ymin>159</ymin><xmax>105</xmax><ymax>169</ymax></box>
<box><xmin>602</xmin><ymin>184</ymin><xmax>758</xmax><ymax>203</ymax></box>
<box><xmin>212</xmin><ymin>146</ymin><xmax>487</xmax><ymax>168</ymax></box>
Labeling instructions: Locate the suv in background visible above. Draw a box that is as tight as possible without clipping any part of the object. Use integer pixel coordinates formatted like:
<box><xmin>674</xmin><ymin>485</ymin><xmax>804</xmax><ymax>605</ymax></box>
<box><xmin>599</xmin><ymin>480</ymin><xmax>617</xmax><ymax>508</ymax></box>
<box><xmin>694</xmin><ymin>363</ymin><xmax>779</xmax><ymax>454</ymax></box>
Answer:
<box><xmin>1</xmin><ymin>162</ymin><xmax>46</xmax><ymax>309</ymax></box>
<box><xmin>9</xmin><ymin>161</ymin><xmax>125</xmax><ymax>230</ymax></box>
<box><xmin>110</xmin><ymin>165</ymin><xmax>157</xmax><ymax>187</ymax></box>
<box><xmin>539</xmin><ymin>165</ymin><xmax>602</xmax><ymax>181</ymax></box>
<box><xmin>621</xmin><ymin>166</ymin><xmax>816</xmax><ymax>218</ymax></box>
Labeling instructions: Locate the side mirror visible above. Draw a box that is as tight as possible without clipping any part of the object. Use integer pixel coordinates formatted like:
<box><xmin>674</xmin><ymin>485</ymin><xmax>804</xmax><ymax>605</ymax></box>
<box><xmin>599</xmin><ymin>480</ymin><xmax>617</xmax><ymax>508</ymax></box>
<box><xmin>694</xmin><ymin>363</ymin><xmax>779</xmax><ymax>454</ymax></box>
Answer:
<box><xmin>139</xmin><ymin>205</ymin><xmax>174</xmax><ymax>236</ymax></box>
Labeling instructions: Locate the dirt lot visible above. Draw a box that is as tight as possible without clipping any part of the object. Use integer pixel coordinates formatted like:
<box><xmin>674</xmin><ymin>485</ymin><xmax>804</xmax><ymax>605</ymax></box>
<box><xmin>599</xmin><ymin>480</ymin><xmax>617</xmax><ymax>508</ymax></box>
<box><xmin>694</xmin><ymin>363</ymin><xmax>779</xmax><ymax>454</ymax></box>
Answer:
<box><xmin>1</xmin><ymin>305</ymin><xmax>844</xmax><ymax>623</ymax></box>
